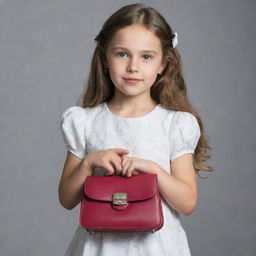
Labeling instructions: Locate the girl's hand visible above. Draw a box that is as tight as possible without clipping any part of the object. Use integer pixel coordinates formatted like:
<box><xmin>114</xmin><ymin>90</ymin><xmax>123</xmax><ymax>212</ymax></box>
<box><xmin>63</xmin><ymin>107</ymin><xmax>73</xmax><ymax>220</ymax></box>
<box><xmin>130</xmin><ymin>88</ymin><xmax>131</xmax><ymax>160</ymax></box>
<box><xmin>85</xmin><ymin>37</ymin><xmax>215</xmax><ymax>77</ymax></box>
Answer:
<box><xmin>85</xmin><ymin>148</ymin><xmax>129</xmax><ymax>176</ymax></box>
<box><xmin>120</xmin><ymin>155</ymin><xmax>158</xmax><ymax>177</ymax></box>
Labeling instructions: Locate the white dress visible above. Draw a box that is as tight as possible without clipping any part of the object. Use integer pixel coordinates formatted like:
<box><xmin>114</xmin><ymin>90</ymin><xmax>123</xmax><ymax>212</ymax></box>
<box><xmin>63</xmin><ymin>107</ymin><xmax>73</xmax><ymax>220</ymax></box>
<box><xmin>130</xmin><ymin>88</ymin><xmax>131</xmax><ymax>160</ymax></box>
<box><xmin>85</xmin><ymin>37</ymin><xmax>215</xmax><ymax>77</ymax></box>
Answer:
<box><xmin>60</xmin><ymin>102</ymin><xmax>201</xmax><ymax>256</ymax></box>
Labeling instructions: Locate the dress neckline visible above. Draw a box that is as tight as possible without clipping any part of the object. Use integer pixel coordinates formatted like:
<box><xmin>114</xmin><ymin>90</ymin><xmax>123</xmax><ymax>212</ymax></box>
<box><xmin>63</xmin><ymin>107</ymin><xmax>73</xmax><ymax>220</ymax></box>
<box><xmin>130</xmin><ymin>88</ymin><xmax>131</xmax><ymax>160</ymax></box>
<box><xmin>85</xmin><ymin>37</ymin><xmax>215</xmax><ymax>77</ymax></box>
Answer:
<box><xmin>104</xmin><ymin>102</ymin><xmax>160</xmax><ymax>120</ymax></box>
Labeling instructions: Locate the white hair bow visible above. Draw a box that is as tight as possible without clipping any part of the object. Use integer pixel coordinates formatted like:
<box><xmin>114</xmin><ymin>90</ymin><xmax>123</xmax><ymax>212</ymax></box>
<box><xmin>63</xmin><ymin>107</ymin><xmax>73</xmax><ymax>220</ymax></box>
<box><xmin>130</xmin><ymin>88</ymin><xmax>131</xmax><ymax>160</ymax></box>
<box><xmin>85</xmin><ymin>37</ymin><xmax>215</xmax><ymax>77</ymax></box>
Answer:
<box><xmin>171</xmin><ymin>32</ymin><xmax>178</xmax><ymax>48</ymax></box>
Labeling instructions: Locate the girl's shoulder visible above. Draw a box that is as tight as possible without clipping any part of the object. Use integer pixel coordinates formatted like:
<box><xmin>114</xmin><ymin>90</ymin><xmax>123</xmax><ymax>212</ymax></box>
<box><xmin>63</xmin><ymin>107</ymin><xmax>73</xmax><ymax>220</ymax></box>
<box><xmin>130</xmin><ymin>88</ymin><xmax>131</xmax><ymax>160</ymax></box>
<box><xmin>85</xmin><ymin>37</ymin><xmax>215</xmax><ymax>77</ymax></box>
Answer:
<box><xmin>61</xmin><ymin>106</ymin><xmax>84</xmax><ymax>121</ymax></box>
<box><xmin>172</xmin><ymin>110</ymin><xmax>199</xmax><ymax>126</ymax></box>
<box><xmin>61</xmin><ymin>104</ymin><xmax>104</xmax><ymax>123</ymax></box>
<box><xmin>158</xmin><ymin>105</ymin><xmax>198</xmax><ymax>125</ymax></box>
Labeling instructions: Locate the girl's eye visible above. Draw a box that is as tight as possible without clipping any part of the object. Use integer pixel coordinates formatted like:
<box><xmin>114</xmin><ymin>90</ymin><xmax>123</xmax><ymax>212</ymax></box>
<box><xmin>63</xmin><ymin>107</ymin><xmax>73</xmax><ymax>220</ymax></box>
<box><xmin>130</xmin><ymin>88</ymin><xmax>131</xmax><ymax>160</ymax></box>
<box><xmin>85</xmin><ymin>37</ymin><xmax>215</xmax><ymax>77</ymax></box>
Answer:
<box><xmin>116</xmin><ymin>52</ymin><xmax>128</xmax><ymax>57</ymax></box>
<box><xmin>142</xmin><ymin>55</ymin><xmax>152</xmax><ymax>60</ymax></box>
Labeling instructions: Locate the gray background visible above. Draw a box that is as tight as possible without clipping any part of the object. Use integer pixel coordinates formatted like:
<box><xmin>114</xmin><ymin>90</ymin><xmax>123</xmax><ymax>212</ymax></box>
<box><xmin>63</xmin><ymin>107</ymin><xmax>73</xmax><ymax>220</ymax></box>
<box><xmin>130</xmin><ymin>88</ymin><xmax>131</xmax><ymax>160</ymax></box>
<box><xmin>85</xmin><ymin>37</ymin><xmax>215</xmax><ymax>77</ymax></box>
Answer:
<box><xmin>0</xmin><ymin>0</ymin><xmax>255</xmax><ymax>255</ymax></box>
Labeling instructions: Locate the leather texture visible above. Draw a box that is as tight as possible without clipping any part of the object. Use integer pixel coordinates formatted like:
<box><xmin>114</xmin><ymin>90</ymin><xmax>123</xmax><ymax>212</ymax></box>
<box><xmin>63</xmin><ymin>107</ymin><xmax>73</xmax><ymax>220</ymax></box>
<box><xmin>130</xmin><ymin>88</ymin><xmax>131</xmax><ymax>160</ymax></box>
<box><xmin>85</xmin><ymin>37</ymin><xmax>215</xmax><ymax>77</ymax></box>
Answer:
<box><xmin>80</xmin><ymin>173</ymin><xmax>164</xmax><ymax>233</ymax></box>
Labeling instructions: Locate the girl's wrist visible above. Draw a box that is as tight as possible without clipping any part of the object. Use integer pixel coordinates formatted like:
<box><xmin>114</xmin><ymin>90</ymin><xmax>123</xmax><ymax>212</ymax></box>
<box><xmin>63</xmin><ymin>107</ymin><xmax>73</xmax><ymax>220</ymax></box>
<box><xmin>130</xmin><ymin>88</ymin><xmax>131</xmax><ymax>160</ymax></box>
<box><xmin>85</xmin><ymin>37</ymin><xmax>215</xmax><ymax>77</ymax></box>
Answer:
<box><xmin>81</xmin><ymin>156</ymin><xmax>93</xmax><ymax>176</ymax></box>
<box><xmin>151</xmin><ymin>161</ymin><xmax>167</xmax><ymax>177</ymax></box>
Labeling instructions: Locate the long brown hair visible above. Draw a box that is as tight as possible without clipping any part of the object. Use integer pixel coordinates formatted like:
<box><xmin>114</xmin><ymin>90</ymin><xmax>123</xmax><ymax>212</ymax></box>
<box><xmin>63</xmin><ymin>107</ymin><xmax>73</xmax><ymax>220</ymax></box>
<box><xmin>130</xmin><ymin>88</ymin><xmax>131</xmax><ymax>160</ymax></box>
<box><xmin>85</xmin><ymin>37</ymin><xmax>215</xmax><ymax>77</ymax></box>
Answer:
<box><xmin>82</xmin><ymin>3</ymin><xmax>213</xmax><ymax>177</ymax></box>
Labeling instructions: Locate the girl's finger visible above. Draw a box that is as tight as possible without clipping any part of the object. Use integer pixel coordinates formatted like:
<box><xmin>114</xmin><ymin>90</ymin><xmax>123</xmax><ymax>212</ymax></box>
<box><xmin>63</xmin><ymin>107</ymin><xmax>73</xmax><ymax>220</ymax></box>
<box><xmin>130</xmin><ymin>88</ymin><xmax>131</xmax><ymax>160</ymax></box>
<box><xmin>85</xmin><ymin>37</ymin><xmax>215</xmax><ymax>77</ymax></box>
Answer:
<box><xmin>110</xmin><ymin>155</ymin><xmax>122</xmax><ymax>175</ymax></box>
<box><xmin>121</xmin><ymin>155</ymin><xmax>127</xmax><ymax>161</ymax></box>
<box><xmin>105</xmin><ymin>163</ymin><xmax>115</xmax><ymax>176</ymax></box>
<box><xmin>113</xmin><ymin>148</ymin><xmax>129</xmax><ymax>156</ymax></box>
<box><xmin>121</xmin><ymin>156</ymin><xmax>129</xmax><ymax>166</ymax></box>
<box><xmin>126</xmin><ymin>163</ymin><xmax>135</xmax><ymax>177</ymax></box>
<box><xmin>121</xmin><ymin>158</ymin><xmax>131</xmax><ymax>176</ymax></box>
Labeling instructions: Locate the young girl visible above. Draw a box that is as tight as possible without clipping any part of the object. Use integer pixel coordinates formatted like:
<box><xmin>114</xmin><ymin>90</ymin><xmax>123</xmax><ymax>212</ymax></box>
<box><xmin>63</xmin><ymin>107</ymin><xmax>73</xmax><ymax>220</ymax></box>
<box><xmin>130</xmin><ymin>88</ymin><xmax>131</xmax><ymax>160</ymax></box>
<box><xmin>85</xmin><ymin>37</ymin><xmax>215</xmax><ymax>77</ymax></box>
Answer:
<box><xmin>59</xmin><ymin>3</ymin><xmax>212</xmax><ymax>256</ymax></box>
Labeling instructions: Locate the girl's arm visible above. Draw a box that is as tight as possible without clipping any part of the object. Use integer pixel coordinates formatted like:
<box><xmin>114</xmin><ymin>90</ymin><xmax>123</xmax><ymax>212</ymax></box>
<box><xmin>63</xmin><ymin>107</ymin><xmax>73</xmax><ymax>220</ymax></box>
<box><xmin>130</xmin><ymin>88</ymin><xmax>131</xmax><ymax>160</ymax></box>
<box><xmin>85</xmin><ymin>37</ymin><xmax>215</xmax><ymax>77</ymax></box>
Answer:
<box><xmin>154</xmin><ymin>153</ymin><xmax>198</xmax><ymax>216</ymax></box>
<box><xmin>58</xmin><ymin>148</ymin><xmax>129</xmax><ymax>210</ymax></box>
<box><xmin>58</xmin><ymin>152</ymin><xmax>93</xmax><ymax>210</ymax></box>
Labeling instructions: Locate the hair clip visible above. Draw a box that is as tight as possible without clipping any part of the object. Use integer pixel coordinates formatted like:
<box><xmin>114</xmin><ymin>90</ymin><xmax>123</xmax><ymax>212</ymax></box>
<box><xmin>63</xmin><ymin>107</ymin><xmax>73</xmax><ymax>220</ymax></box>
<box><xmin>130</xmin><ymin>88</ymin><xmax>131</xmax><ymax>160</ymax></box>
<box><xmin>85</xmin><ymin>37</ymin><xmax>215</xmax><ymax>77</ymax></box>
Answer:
<box><xmin>171</xmin><ymin>32</ymin><xmax>178</xmax><ymax>48</ymax></box>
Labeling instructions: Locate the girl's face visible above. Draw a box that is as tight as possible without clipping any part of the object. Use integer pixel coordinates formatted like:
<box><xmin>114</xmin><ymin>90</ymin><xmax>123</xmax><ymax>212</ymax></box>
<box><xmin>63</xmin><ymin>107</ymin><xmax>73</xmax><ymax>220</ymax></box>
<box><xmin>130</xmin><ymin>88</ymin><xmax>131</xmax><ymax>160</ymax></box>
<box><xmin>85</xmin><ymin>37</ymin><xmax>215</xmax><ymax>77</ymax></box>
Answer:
<box><xmin>104</xmin><ymin>24</ymin><xmax>166</xmax><ymax>99</ymax></box>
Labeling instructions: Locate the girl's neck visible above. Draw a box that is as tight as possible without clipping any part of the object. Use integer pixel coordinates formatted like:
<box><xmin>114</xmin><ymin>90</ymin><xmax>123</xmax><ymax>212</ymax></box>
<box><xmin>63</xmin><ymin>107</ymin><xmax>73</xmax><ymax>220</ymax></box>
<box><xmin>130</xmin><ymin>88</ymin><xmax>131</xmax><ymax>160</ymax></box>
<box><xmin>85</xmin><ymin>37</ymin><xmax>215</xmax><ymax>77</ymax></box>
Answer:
<box><xmin>106</xmin><ymin>96</ymin><xmax>158</xmax><ymax>117</ymax></box>
<box><xmin>107</xmin><ymin>97</ymin><xmax>157</xmax><ymax>110</ymax></box>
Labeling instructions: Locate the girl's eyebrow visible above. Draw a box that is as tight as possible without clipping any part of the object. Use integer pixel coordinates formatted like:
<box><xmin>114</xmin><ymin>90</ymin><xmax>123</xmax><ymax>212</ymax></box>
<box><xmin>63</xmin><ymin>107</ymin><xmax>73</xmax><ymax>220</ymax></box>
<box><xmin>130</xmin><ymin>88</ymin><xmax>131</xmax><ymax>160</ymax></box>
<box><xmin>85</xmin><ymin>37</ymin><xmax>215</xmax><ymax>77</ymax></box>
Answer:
<box><xmin>112</xmin><ymin>46</ymin><xmax>158</xmax><ymax>55</ymax></box>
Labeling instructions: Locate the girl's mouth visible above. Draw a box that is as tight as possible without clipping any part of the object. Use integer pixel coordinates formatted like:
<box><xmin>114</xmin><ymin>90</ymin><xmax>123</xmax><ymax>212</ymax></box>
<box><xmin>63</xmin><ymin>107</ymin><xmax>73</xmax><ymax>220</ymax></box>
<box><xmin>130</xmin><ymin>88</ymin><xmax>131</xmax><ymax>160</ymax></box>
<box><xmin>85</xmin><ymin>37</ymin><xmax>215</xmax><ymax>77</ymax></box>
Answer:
<box><xmin>123</xmin><ymin>78</ymin><xmax>142</xmax><ymax>84</ymax></box>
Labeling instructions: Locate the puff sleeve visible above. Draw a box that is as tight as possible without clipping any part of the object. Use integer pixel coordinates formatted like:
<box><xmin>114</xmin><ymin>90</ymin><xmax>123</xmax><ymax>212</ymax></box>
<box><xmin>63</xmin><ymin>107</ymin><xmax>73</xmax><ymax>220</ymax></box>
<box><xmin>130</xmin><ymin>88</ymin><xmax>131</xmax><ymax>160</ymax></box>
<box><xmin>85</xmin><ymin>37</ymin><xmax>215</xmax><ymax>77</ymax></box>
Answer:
<box><xmin>170</xmin><ymin>111</ymin><xmax>201</xmax><ymax>161</ymax></box>
<box><xmin>60</xmin><ymin>106</ymin><xmax>87</xmax><ymax>159</ymax></box>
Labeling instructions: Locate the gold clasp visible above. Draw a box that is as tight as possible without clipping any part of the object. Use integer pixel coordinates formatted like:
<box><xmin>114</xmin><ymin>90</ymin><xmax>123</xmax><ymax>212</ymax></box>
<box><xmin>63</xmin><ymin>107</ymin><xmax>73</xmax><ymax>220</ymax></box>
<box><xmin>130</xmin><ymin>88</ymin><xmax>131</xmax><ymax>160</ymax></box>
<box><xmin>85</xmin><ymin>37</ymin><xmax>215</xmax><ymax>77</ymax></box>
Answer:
<box><xmin>112</xmin><ymin>192</ymin><xmax>128</xmax><ymax>205</ymax></box>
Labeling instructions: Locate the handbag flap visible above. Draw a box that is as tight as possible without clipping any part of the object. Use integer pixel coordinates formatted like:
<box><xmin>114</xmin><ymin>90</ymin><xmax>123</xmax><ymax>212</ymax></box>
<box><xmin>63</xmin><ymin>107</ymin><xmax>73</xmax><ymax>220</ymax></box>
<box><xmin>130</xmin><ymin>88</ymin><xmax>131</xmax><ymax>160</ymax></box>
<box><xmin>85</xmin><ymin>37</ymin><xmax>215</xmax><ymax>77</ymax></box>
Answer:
<box><xmin>84</xmin><ymin>174</ymin><xmax>158</xmax><ymax>202</ymax></box>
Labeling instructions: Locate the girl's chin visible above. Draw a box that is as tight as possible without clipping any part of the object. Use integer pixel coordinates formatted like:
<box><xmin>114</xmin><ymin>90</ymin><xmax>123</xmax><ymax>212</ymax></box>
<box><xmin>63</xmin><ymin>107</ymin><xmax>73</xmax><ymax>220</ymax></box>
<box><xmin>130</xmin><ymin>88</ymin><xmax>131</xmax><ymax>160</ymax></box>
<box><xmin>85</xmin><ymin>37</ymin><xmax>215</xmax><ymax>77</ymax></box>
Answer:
<box><xmin>119</xmin><ymin>90</ymin><xmax>149</xmax><ymax>97</ymax></box>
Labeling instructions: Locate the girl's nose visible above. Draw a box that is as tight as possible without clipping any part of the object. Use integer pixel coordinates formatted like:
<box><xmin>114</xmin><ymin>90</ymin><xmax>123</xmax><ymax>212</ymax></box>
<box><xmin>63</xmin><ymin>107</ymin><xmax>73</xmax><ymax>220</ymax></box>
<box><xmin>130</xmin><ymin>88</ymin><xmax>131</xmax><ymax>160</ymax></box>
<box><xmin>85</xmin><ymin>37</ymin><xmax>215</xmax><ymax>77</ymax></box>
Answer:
<box><xmin>127</xmin><ymin>57</ymin><xmax>139</xmax><ymax>72</ymax></box>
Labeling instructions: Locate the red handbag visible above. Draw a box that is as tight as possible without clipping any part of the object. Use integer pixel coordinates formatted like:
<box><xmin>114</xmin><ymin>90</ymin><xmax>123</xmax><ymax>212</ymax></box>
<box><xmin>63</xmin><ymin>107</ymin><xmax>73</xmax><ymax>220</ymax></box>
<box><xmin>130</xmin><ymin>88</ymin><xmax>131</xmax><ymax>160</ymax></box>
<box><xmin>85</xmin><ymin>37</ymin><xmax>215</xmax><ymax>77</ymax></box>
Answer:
<box><xmin>80</xmin><ymin>173</ymin><xmax>164</xmax><ymax>234</ymax></box>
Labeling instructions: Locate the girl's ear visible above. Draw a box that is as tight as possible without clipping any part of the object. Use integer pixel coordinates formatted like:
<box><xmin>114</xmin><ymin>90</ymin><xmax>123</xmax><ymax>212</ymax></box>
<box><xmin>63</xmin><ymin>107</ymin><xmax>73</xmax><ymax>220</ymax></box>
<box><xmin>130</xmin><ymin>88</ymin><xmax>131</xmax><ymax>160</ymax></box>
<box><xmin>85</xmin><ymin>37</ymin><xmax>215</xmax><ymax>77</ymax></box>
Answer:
<box><xmin>158</xmin><ymin>60</ymin><xmax>167</xmax><ymax>75</ymax></box>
